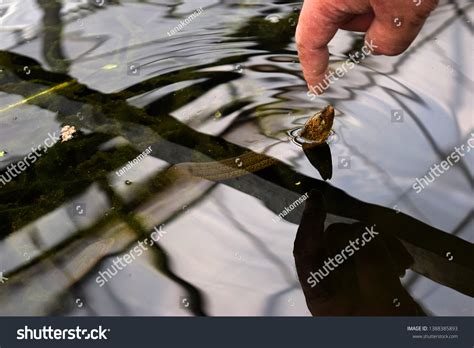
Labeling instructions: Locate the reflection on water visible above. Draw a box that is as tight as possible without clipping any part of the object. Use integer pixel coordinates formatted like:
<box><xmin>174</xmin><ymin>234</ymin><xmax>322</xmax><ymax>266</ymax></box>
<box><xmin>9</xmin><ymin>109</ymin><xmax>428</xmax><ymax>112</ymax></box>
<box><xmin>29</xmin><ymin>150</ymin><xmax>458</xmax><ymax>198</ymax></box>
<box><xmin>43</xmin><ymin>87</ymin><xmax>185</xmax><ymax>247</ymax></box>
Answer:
<box><xmin>0</xmin><ymin>0</ymin><xmax>472</xmax><ymax>316</ymax></box>
<box><xmin>294</xmin><ymin>190</ymin><xmax>426</xmax><ymax>316</ymax></box>
<box><xmin>302</xmin><ymin>143</ymin><xmax>332</xmax><ymax>181</ymax></box>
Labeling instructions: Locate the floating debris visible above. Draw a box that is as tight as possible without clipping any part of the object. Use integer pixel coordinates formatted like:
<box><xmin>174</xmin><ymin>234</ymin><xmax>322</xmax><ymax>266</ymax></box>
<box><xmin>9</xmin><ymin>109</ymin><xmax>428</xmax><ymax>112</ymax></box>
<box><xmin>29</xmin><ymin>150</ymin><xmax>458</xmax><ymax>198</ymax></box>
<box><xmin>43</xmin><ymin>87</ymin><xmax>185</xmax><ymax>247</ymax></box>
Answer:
<box><xmin>214</xmin><ymin>111</ymin><xmax>222</xmax><ymax>119</ymax></box>
<box><xmin>0</xmin><ymin>81</ymin><xmax>74</xmax><ymax>113</ymax></box>
<box><xmin>60</xmin><ymin>125</ymin><xmax>77</xmax><ymax>142</ymax></box>
<box><xmin>102</xmin><ymin>64</ymin><xmax>118</xmax><ymax>70</ymax></box>
<box><xmin>265</xmin><ymin>14</ymin><xmax>281</xmax><ymax>23</ymax></box>
<box><xmin>0</xmin><ymin>151</ymin><xmax>6</xmax><ymax>157</ymax></box>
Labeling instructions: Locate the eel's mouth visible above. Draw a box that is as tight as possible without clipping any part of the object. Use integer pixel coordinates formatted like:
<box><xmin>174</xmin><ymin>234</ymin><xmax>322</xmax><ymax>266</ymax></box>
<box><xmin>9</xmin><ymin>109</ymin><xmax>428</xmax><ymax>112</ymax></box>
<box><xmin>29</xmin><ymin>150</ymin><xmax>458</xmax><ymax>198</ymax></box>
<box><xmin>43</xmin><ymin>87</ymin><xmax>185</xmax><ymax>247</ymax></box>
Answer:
<box><xmin>321</xmin><ymin>104</ymin><xmax>334</xmax><ymax>115</ymax></box>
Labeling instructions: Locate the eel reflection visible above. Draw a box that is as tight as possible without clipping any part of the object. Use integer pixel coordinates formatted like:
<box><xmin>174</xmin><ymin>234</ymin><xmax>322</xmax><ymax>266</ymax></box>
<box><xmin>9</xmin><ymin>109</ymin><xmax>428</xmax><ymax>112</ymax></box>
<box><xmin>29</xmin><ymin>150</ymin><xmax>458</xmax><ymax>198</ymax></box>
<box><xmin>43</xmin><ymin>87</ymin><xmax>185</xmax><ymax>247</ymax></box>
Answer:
<box><xmin>303</xmin><ymin>143</ymin><xmax>333</xmax><ymax>180</ymax></box>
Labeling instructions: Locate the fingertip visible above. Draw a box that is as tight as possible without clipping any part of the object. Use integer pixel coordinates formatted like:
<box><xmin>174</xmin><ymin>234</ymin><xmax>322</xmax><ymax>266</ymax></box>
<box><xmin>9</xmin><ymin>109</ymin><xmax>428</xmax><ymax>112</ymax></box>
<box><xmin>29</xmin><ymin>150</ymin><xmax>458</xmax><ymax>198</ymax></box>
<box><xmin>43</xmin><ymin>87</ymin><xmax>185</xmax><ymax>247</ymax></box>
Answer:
<box><xmin>307</xmin><ymin>83</ymin><xmax>322</xmax><ymax>96</ymax></box>
<box><xmin>306</xmin><ymin>70</ymin><xmax>330</xmax><ymax>96</ymax></box>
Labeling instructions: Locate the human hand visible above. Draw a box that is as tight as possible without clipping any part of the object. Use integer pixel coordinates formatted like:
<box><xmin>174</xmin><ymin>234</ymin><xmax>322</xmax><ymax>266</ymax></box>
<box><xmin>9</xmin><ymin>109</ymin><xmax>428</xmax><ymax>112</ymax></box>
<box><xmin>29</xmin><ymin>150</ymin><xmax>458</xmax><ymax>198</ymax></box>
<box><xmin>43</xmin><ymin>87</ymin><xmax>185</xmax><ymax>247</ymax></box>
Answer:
<box><xmin>296</xmin><ymin>0</ymin><xmax>439</xmax><ymax>94</ymax></box>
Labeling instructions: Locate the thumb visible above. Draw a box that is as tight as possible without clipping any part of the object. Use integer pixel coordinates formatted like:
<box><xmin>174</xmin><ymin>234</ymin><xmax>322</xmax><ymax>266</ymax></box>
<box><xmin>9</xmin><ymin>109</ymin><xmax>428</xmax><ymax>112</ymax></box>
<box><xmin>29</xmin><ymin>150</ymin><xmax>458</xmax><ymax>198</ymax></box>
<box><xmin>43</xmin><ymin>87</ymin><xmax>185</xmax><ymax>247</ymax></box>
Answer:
<box><xmin>365</xmin><ymin>1</ymin><xmax>438</xmax><ymax>56</ymax></box>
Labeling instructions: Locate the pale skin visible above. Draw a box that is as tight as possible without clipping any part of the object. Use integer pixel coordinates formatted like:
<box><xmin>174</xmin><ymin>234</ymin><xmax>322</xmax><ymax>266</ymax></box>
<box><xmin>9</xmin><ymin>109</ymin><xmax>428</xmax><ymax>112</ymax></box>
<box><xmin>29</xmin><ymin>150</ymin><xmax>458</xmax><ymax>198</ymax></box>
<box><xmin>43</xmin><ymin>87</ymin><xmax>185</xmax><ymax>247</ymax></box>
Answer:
<box><xmin>296</xmin><ymin>0</ymin><xmax>439</xmax><ymax>93</ymax></box>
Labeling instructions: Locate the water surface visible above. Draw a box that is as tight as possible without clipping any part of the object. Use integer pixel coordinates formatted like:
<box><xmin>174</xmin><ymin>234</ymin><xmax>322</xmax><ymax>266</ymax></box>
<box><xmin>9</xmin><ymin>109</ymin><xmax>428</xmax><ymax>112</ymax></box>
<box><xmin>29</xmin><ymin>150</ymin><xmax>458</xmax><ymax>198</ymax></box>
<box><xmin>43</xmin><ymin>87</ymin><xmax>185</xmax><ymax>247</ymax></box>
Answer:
<box><xmin>0</xmin><ymin>0</ymin><xmax>472</xmax><ymax>316</ymax></box>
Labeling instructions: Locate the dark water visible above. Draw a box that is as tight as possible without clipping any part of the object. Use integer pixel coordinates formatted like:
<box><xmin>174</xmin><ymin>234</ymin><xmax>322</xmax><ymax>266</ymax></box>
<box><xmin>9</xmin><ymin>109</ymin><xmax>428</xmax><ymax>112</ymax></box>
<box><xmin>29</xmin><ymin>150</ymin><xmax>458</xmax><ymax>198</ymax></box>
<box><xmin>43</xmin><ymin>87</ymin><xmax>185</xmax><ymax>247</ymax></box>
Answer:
<box><xmin>0</xmin><ymin>0</ymin><xmax>472</xmax><ymax>316</ymax></box>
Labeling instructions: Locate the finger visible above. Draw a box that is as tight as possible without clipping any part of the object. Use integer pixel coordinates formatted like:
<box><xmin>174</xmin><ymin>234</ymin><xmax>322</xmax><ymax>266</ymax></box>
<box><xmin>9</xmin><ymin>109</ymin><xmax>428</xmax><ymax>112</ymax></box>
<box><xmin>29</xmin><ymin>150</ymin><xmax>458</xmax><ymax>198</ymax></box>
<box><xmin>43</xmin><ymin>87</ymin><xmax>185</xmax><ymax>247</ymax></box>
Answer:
<box><xmin>296</xmin><ymin>0</ymin><xmax>371</xmax><ymax>90</ymax></box>
<box><xmin>365</xmin><ymin>1</ymin><xmax>438</xmax><ymax>55</ymax></box>
<box><xmin>339</xmin><ymin>12</ymin><xmax>374</xmax><ymax>32</ymax></box>
<box><xmin>296</xmin><ymin>6</ymin><xmax>338</xmax><ymax>90</ymax></box>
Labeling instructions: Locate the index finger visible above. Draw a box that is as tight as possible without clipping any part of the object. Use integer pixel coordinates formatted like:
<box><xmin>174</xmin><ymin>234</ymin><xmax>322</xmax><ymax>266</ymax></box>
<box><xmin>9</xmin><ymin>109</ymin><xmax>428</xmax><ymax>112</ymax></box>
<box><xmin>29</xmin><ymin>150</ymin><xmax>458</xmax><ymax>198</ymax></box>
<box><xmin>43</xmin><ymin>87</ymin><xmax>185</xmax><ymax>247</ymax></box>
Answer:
<box><xmin>295</xmin><ymin>0</ymin><xmax>370</xmax><ymax>92</ymax></box>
